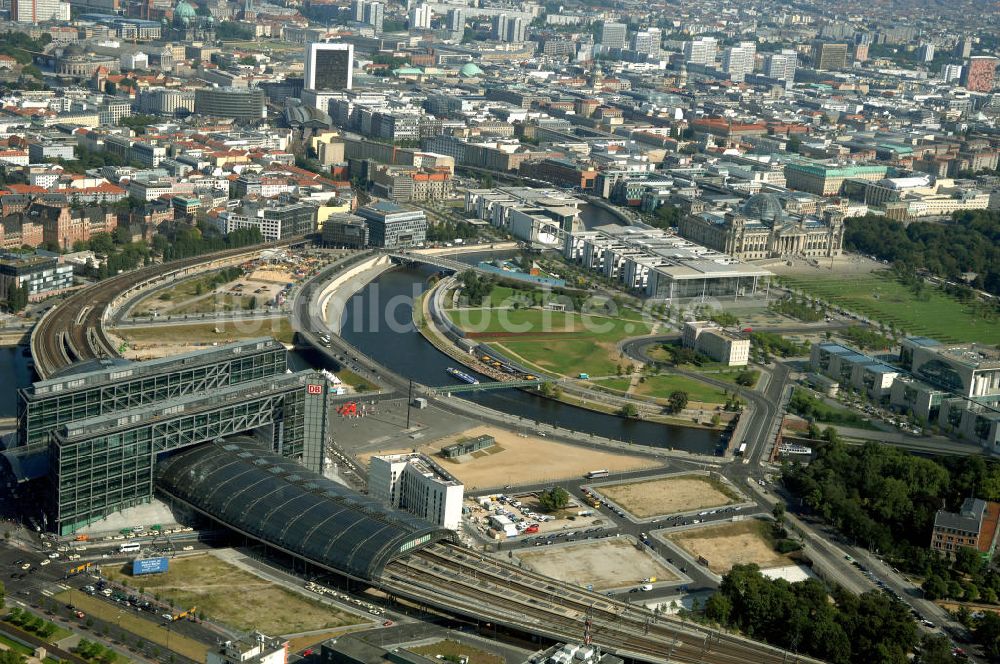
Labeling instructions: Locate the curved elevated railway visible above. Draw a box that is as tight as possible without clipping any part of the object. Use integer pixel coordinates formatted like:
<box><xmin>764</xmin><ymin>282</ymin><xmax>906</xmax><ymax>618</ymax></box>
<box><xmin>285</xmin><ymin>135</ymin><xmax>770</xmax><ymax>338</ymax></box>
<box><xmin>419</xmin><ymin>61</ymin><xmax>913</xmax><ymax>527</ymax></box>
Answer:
<box><xmin>31</xmin><ymin>239</ymin><xmax>304</xmax><ymax>379</ymax></box>
<box><xmin>383</xmin><ymin>542</ymin><xmax>817</xmax><ymax>664</ymax></box>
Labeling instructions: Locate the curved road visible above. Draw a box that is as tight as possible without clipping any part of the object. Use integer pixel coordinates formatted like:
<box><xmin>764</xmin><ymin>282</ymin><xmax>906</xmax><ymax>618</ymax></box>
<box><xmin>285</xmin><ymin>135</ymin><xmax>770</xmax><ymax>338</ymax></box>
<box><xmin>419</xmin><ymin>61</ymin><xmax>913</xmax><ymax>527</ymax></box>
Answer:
<box><xmin>619</xmin><ymin>337</ymin><xmax>787</xmax><ymax>465</ymax></box>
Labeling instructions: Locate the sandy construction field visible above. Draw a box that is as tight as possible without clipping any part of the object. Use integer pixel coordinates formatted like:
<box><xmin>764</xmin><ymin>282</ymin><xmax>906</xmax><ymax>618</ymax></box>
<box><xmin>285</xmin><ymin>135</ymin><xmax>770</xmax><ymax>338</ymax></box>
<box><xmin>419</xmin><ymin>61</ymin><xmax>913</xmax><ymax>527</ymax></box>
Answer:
<box><xmin>362</xmin><ymin>426</ymin><xmax>662</xmax><ymax>490</ymax></box>
<box><xmin>598</xmin><ymin>475</ymin><xmax>740</xmax><ymax>518</ymax></box>
<box><xmin>667</xmin><ymin>520</ymin><xmax>792</xmax><ymax>575</ymax></box>
<box><xmin>516</xmin><ymin>538</ymin><xmax>677</xmax><ymax>590</ymax></box>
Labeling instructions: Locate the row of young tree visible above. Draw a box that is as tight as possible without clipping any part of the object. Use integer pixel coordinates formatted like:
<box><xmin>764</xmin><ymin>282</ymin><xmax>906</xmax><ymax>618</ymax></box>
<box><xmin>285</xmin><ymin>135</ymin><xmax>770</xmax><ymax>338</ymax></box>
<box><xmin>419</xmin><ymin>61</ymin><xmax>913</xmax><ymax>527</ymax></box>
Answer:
<box><xmin>844</xmin><ymin>210</ymin><xmax>1000</xmax><ymax>296</ymax></box>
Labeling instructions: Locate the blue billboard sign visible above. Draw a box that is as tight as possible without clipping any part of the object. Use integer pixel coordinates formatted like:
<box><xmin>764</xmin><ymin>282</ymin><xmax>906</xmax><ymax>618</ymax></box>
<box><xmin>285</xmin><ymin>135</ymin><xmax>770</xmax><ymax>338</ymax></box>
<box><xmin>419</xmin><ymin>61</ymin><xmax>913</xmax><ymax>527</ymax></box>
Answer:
<box><xmin>132</xmin><ymin>557</ymin><xmax>169</xmax><ymax>576</ymax></box>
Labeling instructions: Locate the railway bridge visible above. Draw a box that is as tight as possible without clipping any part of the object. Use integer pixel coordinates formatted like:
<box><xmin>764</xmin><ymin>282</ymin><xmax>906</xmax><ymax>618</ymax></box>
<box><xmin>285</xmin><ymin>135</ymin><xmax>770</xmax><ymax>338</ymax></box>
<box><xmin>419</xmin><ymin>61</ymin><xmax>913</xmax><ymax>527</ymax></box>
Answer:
<box><xmin>30</xmin><ymin>238</ymin><xmax>305</xmax><ymax>379</ymax></box>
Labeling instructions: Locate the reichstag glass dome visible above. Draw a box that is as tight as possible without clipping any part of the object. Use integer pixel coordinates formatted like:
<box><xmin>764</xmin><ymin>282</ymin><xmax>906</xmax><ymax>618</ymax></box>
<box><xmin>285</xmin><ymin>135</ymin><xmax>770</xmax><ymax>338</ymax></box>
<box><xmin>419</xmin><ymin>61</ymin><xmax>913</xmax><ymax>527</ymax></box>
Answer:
<box><xmin>740</xmin><ymin>193</ymin><xmax>784</xmax><ymax>222</ymax></box>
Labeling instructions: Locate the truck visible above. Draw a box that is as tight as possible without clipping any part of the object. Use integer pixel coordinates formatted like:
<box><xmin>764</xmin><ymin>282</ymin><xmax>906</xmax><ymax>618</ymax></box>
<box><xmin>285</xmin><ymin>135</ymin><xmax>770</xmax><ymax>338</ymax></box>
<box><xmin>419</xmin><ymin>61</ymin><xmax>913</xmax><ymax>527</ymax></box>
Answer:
<box><xmin>578</xmin><ymin>373</ymin><xmax>590</xmax><ymax>380</ymax></box>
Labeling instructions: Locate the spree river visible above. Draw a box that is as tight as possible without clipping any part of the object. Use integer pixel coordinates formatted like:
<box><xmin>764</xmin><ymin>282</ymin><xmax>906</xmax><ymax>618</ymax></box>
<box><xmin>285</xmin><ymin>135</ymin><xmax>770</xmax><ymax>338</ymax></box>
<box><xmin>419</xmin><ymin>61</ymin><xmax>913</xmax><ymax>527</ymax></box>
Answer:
<box><xmin>334</xmin><ymin>264</ymin><xmax>720</xmax><ymax>454</ymax></box>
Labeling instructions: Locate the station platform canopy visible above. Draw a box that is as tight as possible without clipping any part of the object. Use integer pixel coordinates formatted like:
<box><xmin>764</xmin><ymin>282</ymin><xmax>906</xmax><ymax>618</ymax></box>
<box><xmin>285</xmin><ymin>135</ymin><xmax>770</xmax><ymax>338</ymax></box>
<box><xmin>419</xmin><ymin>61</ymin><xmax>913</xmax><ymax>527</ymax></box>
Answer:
<box><xmin>155</xmin><ymin>439</ymin><xmax>452</xmax><ymax>580</ymax></box>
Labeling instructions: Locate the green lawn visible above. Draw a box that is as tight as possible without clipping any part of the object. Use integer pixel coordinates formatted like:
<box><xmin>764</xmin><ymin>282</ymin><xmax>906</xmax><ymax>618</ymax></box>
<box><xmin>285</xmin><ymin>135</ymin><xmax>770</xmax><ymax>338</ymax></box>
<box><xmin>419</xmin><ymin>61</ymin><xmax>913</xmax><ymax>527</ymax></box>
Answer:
<box><xmin>632</xmin><ymin>374</ymin><xmax>730</xmax><ymax>404</ymax></box>
<box><xmin>788</xmin><ymin>388</ymin><xmax>877</xmax><ymax>429</ymax></box>
<box><xmin>707</xmin><ymin>368</ymin><xmax>759</xmax><ymax>388</ymax></box>
<box><xmin>448</xmin><ymin>307</ymin><xmax>651</xmax><ymax>378</ymax></box>
<box><xmin>591</xmin><ymin>377</ymin><xmax>633</xmax><ymax>393</ymax></box>
<box><xmin>781</xmin><ymin>272</ymin><xmax>999</xmax><ymax>345</ymax></box>
<box><xmin>491</xmin><ymin>338</ymin><xmax>624</xmax><ymax>377</ymax></box>
<box><xmin>447</xmin><ymin>308</ymin><xmax>650</xmax><ymax>339</ymax></box>
<box><xmin>115</xmin><ymin>319</ymin><xmax>295</xmax><ymax>345</ymax></box>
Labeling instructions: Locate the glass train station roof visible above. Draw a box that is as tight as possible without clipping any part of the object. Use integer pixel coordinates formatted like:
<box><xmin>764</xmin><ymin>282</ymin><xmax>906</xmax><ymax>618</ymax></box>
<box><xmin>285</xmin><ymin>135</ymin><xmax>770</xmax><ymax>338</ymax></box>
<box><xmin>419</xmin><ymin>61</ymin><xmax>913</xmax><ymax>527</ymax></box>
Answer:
<box><xmin>155</xmin><ymin>440</ymin><xmax>452</xmax><ymax>580</ymax></box>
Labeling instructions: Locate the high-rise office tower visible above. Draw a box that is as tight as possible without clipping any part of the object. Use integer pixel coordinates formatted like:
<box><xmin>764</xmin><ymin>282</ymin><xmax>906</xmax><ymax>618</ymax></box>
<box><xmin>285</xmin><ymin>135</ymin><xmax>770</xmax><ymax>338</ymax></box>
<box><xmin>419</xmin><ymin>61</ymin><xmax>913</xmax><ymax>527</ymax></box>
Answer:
<box><xmin>765</xmin><ymin>49</ymin><xmax>798</xmax><ymax>82</ymax></box>
<box><xmin>493</xmin><ymin>15</ymin><xmax>526</xmax><ymax>43</ymax></box>
<box><xmin>350</xmin><ymin>0</ymin><xmax>365</xmax><ymax>22</ymax></box>
<box><xmin>598</xmin><ymin>21</ymin><xmax>627</xmax><ymax>49</ymax></box>
<box><xmin>812</xmin><ymin>42</ymin><xmax>848</xmax><ymax>70</ymax></box>
<box><xmin>917</xmin><ymin>43</ymin><xmax>935</xmax><ymax>63</ymax></box>
<box><xmin>954</xmin><ymin>37</ymin><xmax>972</xmax><ymax>59</ymax></box>
<box><xmin>304</xmin><ymin>42</ymin><xmax>354</xmax><ymax>91</ymax></box>
<box><xmin>363</xmin><ymin>1</ymin><xmax>383</xmax><ymax>33</ymax></box>
<box><xmin>11</xmin><ymin>0</ymin><xmax>62</xmax><ymax>22</ymax></box>
<box><xmin>962</xmin><ymin>56</ymin><xmax>997</xmax><ymax>92</ymax></box>
<box><xmin>409</xmin><ymin>4</ymin><xmax>432</xmax><ymax>29</ymax></box>
<box><xmin>683</xmin><ymin>37</ymin><xmax>718</xmax><ymax>65</ymax></box>
<box><xmin>446</xmin><ymin>7</ymin><xmax>464</xmax><ymax>32</ymax></box>
<box><xmin>722</xmin><ymin>42</ymin><xmax>755</xmax><ymax>82</ymax></box>
<box><xmin>630</xmin><ymin>28</ymin><xmax>660</xmax><ymax>56</ymax></box>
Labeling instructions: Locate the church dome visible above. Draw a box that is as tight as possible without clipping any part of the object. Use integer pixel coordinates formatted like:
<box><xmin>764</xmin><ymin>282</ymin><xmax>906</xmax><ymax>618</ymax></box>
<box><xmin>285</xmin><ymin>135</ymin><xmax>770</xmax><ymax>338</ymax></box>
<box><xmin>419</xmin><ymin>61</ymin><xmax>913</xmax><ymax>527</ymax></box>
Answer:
<box><xmin>459</xmin><ymin>62</ymin><xmax>483</xmax><ymax>77</ymax></box>
<box><xmin>174</xmin><ymin>0</ymin><xmax>198</xmax><ymax>20</ymax></box>
<box><xmin>740</xmin><ymin>193</ymin><xmax>784</xmax><ymax>222</ymax></box>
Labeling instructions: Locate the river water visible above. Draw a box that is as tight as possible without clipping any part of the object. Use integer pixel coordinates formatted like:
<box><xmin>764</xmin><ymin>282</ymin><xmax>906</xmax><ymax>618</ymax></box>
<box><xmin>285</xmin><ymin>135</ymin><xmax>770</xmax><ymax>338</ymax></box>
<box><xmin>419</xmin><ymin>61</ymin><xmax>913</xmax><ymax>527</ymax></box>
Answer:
<box><xmin>0</xmin><ymin>346</ymin><xmax>33</xmax><ymax>420</ymax></box>
<box><xmin>335</xmin><ymin>264</ymin><xmax>719</xmax><ymax>454</ymax></box>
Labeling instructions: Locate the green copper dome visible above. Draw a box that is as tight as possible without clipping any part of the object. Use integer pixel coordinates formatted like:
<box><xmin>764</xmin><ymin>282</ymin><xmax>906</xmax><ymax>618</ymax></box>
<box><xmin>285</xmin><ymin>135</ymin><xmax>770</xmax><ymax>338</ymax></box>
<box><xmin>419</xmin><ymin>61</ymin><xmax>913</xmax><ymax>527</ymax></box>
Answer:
<box><xmin>459</xmin><ymin>62</ymin><xmax>483</xmax><ymax>77</ymax></box>
<box><xmin>174</xmin><ymin>0</ymin><xmax>198</xmax><ymax>19</ymax></box>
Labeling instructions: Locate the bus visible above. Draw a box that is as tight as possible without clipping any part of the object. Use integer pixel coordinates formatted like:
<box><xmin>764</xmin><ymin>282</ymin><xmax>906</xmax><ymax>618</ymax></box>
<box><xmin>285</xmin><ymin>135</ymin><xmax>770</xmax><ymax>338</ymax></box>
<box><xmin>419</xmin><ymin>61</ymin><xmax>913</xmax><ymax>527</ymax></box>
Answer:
<box><xmin>119</xmin><ymin>543</ymin><xmax>140</xmax><ymax>554</ymax></box>
<box><xmin>585</xmin><ymin>469</ymin><xmax>610</xmax><ymax>479</ymax></box>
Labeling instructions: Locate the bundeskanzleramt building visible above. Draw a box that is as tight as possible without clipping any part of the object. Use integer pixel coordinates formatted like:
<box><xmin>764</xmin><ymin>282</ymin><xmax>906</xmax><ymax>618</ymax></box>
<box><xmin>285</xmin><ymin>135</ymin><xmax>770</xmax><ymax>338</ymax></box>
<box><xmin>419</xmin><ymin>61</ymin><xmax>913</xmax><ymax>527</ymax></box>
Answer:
<box><xmin>931</xmin><ymin>498</ymin><xmax>1000</xmax><ymax>559</ymax></box>
<box><xmin>368</xmin><ymin>453</ymin><xmax>463</xmax><ymax>530</ymax></box>
<box><xmin>682</xmin><ymin>321</ymin><xmax>750</xmax><ymax>367</ymax></box>
<box><xmin>810</xmin><ymin>342</ymin><xmax>899</xmax><ymax>400</ymax></box>
<box><xmin>677</xmin><ymin>193</ymin><xmax>845</xmax><ymax>260</ymax></box>
<box><xmin>898</xmin><ymin>337</ymin><xmax>1000</xmax><ymax>447</ymax></box>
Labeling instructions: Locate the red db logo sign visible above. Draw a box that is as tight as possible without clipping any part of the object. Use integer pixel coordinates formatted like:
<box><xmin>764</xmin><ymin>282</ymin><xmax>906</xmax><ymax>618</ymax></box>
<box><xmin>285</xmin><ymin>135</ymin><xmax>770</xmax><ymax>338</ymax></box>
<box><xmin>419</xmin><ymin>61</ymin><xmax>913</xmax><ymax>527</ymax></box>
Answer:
<box><xmin>307</xmin><ymin>384</ymin><xmax>323</xmax><ymax>395</ymax></box>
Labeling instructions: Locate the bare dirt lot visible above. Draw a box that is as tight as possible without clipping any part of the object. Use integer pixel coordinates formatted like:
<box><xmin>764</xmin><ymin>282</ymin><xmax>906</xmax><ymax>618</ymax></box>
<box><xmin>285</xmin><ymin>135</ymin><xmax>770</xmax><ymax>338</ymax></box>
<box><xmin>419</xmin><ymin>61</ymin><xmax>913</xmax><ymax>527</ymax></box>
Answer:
<box><xmin>361</xmin><ymin>425</ymin><xmax>662</xmax><ymax>490</ymax></box>
<box><xmin>597</xmin><ymin>475</ymin><xmax>740</xmax><ymax>518</ymax></box>
<box><xmin>103</xmin><ymin>553</ymin><xmax>362</xmax><ymax>635</ymax></box>
<box><xmin>667</xmin><ymin>520</ymin><xmax>793</xmax><ymax>575</ymax></box>
<box><xmin>515</xmin><ymin>538</ymin><xmax>677</xmax><ymax>590</ymax></box>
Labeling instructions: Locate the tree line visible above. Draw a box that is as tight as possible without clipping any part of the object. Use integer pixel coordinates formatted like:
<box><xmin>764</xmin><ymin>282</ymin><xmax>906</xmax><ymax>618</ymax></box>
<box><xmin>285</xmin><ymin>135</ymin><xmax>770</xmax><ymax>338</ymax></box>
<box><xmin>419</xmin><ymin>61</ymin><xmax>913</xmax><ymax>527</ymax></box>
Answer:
<box><xmin>783</xmin><ymin>439</ymin><xmax>1000</xmax><ymax>615</ymax></box>
<box><xmin>703</xmin><ymin>564</ymin><xmax>919</xmax><ymax>663</ymax></box>
<box><xmin>844</xmin><ymin>210</ymin><xmax>1000</xmax><ymax>296</ymax></box>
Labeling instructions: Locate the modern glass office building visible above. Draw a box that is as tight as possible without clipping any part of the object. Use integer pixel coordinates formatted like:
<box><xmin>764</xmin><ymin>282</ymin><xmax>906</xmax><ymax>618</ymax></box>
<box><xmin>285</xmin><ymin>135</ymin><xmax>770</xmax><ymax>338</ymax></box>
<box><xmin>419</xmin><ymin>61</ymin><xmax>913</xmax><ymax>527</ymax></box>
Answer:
<box><xmin>18</xmin><ymin>338</ymin><xmax>288</xmax><ymax>447</ymax></box>
<box><xmin>48</xmin><ymin>370</ymin><xmax>329</xmax><ymax>534</ymax></box>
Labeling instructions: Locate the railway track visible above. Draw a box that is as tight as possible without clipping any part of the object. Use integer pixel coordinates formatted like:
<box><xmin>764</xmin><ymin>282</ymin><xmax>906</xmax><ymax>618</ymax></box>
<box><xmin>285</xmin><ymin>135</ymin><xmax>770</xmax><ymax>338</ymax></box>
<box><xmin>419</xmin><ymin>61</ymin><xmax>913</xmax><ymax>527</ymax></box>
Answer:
<box><xmin>32</xmin><ymin>238</ymin><xmax>305</xmax><ymax>379</ymax></box>
<box><xmin>382</xmin><ymin>542</ymin><xmax>817</xmax><ymax>664</ymax></box>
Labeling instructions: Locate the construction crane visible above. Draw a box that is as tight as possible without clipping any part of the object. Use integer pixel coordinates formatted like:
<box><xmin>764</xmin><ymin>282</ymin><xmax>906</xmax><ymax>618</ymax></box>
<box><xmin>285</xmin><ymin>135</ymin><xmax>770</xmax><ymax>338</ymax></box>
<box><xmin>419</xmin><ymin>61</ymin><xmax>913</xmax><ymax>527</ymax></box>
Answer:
<box><xmin>171</xmin><ymin>606</ymin><xmax>197</xmax><ymax>622</ymax></box>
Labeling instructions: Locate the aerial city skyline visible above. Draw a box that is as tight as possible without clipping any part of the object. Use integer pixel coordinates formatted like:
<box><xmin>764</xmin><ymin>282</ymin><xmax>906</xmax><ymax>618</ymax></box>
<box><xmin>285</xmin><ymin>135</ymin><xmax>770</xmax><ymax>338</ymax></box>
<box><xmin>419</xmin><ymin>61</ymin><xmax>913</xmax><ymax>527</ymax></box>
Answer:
<box><xmin>0</xmin><ymin>0</ymin><xmax>997</xmax><ymax>663</ymax></box>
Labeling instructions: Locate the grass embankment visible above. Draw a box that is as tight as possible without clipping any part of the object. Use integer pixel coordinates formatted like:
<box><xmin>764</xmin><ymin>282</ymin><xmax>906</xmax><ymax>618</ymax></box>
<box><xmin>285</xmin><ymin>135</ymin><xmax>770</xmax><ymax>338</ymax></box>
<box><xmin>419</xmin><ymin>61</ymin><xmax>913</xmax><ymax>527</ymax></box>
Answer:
<box><xmin>115</xmin><ymin>319</ymin><xmax>295</xmax><ymax>345</ymax></box>
<box><xmin>788</xmin><ymin>388</ymin><xmax>876</xmax><ymax>429</ymax></box>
